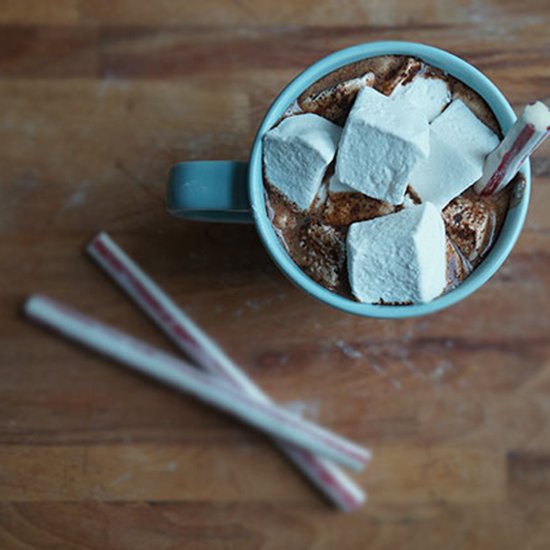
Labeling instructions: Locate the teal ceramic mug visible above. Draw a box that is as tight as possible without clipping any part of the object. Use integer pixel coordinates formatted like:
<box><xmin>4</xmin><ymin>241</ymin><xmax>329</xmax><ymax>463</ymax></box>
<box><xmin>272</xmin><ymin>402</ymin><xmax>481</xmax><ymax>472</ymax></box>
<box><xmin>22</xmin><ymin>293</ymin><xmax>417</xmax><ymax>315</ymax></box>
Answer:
<box><xmin>166</xmin><ymin>41</ymin><xmax>530</xmax><ymax>318</ymax></box>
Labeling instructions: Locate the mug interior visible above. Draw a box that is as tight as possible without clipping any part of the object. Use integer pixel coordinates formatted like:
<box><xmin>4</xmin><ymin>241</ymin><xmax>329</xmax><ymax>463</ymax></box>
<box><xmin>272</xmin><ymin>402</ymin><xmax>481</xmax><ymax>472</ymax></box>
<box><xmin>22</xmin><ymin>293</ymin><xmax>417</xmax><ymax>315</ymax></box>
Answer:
<box><xmin>249</xmin><ymin>41</ymin><xmax>530</xmax><ymax>318</ymax></box>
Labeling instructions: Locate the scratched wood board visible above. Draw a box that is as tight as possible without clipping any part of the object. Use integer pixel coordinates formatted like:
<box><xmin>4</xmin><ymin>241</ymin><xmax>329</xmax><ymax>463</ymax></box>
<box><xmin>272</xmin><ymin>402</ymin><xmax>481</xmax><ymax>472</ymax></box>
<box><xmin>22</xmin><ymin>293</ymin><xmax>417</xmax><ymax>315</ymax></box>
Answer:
<box><xmin>0</xmin><ymin>0</ymin><xmax>549</xmax><ymax>548</ymax></box>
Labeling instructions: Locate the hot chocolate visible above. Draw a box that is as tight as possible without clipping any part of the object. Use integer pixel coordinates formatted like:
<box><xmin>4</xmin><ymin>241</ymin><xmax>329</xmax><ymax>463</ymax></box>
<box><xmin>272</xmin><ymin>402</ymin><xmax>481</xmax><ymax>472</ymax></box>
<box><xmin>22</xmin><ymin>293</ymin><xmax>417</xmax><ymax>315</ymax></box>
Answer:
<box><xmin>262</xmin><ymin>55</ymin><xmax>521</xmax><ymax>304</ymax></box>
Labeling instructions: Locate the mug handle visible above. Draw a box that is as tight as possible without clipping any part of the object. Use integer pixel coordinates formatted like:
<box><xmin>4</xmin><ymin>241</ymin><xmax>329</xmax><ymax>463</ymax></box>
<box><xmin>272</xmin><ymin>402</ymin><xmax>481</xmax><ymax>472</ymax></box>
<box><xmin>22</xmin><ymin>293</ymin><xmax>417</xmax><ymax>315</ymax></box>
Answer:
<box><xmin>166</xmin><ymin>160</ymin><xmax>253</xmax><ymax>224</ymax></box>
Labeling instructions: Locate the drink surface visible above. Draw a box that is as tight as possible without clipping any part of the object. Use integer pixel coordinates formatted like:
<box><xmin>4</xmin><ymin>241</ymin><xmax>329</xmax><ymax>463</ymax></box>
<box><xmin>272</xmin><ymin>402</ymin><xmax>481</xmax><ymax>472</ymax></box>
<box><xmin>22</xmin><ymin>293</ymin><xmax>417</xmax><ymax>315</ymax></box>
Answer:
<box><xmin>263</xmin><ymin>55</ymin><xmax>521</xmax><ymax>302</ymax></box>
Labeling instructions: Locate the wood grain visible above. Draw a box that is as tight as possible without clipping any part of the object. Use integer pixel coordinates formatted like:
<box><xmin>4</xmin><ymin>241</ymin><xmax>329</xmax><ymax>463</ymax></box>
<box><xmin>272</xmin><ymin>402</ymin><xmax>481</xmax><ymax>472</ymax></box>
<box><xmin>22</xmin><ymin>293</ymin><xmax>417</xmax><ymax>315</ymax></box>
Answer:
<box><xmin>0</xmin><ymin>1</ymin><xmax>79</xmax><ymax>25</ymax></box>
<box><xmin>1</xmin><ymin>0</ymin><xmax>549</xmax><ymax>548</ymax></box>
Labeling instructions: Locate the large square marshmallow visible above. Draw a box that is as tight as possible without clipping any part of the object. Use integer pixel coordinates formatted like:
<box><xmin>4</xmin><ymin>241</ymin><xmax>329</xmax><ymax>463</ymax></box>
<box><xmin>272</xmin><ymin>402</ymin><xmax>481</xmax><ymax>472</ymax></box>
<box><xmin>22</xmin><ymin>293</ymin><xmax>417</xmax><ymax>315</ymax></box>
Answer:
<box><xmin>335</xmin><ymin>87</ymin><xmax>429</xmax><ymax>205</ymax></box>
<box><xmin>263</xmin><ymin>113</ymin><xmax>342</xmax><ymax>210</ymax></box>
<box><xmin>347</xmin><ymin>202</ymin><xmax>446</xmax><ymax>304</ymax></box>
<box><xmin>430</xmin><ymin>99</ymin><xmax>500</xmax><ymax>163</ymax></box>
<box><xmin>410</xmin><ymin>131</ymin><xmax>482</xmax><ymax>209</ymax></box>
<box><xmin>410</xmin><ymin>99</ymin><xmax>500</xmax><ymax>209</ymax></box>
<box><xmin>390</xmin><ymin>75</ymin><xmax>451</xmax><ymax>122</ymax></box>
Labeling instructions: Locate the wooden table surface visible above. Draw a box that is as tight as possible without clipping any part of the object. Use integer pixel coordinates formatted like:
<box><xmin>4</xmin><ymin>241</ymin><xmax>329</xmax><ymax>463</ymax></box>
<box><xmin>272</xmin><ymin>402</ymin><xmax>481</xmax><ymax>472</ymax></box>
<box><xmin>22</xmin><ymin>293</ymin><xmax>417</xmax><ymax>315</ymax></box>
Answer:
<box><xmin>1</xmin><ymin>1</ymin><xmax>549</xmax><ymax>548</ymax></box>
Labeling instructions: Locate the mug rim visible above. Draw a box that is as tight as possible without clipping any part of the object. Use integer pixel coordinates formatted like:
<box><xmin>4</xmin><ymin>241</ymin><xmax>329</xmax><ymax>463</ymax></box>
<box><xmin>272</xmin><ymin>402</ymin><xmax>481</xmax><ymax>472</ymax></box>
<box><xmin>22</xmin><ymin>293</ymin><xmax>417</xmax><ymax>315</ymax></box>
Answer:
<box><xmin>248</xmin><ymin>41</ymin><xmax>531</xmax><ymax>319</ymax></box>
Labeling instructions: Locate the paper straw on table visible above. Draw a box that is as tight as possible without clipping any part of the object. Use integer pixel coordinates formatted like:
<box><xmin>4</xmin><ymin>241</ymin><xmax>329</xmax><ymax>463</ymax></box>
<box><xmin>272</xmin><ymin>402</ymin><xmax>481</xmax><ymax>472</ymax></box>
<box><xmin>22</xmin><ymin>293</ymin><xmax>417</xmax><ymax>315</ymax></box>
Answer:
<box><xmin>87</xmin><ymin>232</ymin><xmax>368</xmax><ymax>511</ymax></box>
<box><xmin>24</xmin><ymin>295</ymin><xmax>370</xmax><ymax>472</ymax></box>
<box><xmin>475</xmin><ymin>101</ymin><xmax>550</xmax><ymax>195</ymax></box>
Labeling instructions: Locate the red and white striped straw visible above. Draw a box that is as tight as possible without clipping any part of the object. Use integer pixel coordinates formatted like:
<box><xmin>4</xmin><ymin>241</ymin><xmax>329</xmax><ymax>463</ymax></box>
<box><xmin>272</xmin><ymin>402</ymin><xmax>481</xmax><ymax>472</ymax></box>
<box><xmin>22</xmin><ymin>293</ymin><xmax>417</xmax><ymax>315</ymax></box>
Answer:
<box><xmin>475</xmin><ymin>101</ymin><xmax>550</xmax><ymax>195</ymax></box>
<box><xmin>87</xmin><ymin>232</ymin><xmax>368</xmax><ymax>511</ymax></box>
<box><xmin>24</xmin><ymin>295</ymin><xmax>370</xmax><ymax>471</ymax></box>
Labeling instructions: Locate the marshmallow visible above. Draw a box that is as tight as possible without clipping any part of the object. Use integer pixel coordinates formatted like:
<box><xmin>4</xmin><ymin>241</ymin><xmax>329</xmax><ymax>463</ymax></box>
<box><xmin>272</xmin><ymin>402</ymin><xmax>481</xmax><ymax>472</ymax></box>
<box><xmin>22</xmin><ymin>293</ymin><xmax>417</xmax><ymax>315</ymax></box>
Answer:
<box><xmin>328</xmin><ymin>173</ymin><xmax>356</xmax><ymax>194</ymax></box>
<box><xmin>335</xmin><ymin>87</ymin><xmax>429</xmax><ymax>205</ymax></box>
<box><xmin>402</xmin><ymin>193</ymin><xmax>418</xmax><ymax>208</ymax></box>
<box><xmin>431</xmin><ymin>99</ymin><xmax>500</xmax><ymax>163</ymax></box>
<box><xmin>263</xmin><ymin>113</ymin><xmax>342</xmax><ymax>210</ymax></box>
<box><xmin>409</xmin><ymin>130</ymin><xmax>482</xmax><ymax>209</ymax></box>
<box><xmin>410</xmin><ymin>99</ymin><xmax>500</xmax><ymax>209</ymax></box>
<box><xmin>390</xmin><ymin>75</ymin><xmax>451</xmax><ymax>122</ymax></box>
<box><xmin>347</xmin><ymin>202</ymin><xmax>446</xmax><ymax>303</ymax></box>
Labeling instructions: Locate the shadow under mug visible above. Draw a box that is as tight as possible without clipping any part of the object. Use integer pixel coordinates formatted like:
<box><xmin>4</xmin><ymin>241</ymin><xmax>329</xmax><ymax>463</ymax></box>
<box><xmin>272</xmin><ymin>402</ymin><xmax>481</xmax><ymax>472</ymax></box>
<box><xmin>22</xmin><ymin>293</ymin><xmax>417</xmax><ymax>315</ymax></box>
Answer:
<box><xmin>166</xmin><ymin>41</ymin><xmax>530</xmax><ymax>319</ymax></box>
